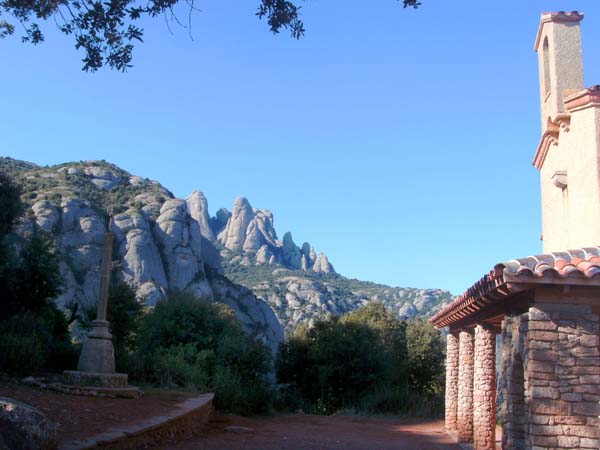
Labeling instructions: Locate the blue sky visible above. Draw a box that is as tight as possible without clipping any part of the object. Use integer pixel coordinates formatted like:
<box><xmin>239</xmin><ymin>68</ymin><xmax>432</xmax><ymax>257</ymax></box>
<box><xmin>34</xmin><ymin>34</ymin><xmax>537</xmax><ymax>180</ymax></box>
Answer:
<box><xmin>3</xmin><ymin>1</ymin><xmax>600</xmax><ymax>295</ymax></box>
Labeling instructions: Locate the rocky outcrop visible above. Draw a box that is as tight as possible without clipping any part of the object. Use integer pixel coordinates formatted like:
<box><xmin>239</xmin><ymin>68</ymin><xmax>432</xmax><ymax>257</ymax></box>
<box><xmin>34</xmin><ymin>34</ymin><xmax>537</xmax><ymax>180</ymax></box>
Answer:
<box><xmin>4</xmin><ymin>159</ymin><xmax>284</xmax><ymax>352</ymax></box>
<box><xmin>208</xmin><ymin>271</ymin><xmax>284</xmax><ymax>355</ymax></box>
<box><xmin>210</xmin><ymin>208</ymin><xmax>231</xmax><ymax>236</ymax></box>
<box><xmin>213</xmin><ymin>198</ymin><xmax>335</xmax><ymax>276</ymax></box>
<box><xmin>186</xmin><ymin>190</ymin><xmax>215</xmax><ymax>241</ymax></box>
<box><xmin>0</xmin><ymin>397</ymin><xmax>59</xmax><ymax>450</ymax></box>
<box><xmin>217</xmin><ymin>197</ymin><xmax>279</xmax><ymax>255</ymax></box>
<box><xmin>224</xmin><ymin>260</ymin><xmax>454</xmax><ymax>333</ymax></box>
<box><xmin>111</xmin><ymin>210</ymin><xmax>167</xmax><ymax>305</ymax></box>
<box><xmin>155</xmin><ymin>198</ymin><xmax>208</xmax><ymax>293</ymax></box>
<box><xmin>4</xmin><ymin>157</ymin><xmax>453</xmax><ymax>341</ymax></box>
<box><xmin>282</xmin><ymin>232</ymin><xmax>302</xmax><ymax>269</ymax></box>
<box><xmin>312</xmin><ymin>253</ymin><xmax>334</xmax><ymax>274</ymax></box>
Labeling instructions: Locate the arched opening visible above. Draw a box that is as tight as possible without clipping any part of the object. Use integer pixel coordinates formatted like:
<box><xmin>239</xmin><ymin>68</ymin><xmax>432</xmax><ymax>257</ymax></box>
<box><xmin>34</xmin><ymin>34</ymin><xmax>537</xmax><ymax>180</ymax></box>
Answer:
<box><xmin>543</xmin><ymin>36</ymin><xmax>551</xmax><ymax>97</ymax></box>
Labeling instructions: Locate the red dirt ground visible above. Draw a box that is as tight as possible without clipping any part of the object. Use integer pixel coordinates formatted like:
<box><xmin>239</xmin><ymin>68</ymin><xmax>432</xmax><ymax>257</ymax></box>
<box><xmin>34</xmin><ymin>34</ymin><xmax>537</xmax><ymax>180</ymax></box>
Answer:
<box><xmin>162</xmin><ymin>414</ymin><xmax>463</xmax><ymax>450</ymax></box>
<box><xmin>0</xmin><ymin>381</ymin><xmax>193</xmax><ymax>443</ymax></box>
<box><xmin>1</xmin><ymin>381</ymin><xmax>480</xmax><ymax>449</ymax></box>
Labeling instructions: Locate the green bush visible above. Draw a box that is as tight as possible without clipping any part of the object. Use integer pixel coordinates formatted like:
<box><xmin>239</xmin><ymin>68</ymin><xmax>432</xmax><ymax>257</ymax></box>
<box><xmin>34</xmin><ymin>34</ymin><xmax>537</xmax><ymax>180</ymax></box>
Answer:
<box><xmin>276</xmin><ymin>302</ymin><xmax>445</xmax><ymax>417</ymax></box>
<box><xmin>0</xmin><ymin>308</ymin><xmax>77</xmax><ymax>375</ymax></box>
<box><xmin>359</xmin><ymin>385</ymin><xmax>444</xmax><ymax>417</ymax></box>
<box><xmin>131</xmin><ymin>291</ymin><xmax>273</xmax><ymax>415</ymax></box>
<box><xmin>278</xmin><ymin>315</ymin><xmax>386</xmax><ymax>414</ymax></box>
<box><xmin>0</xmin><ymin>333</ymin><xmax>45</xmax><ymax>376</ymax></box>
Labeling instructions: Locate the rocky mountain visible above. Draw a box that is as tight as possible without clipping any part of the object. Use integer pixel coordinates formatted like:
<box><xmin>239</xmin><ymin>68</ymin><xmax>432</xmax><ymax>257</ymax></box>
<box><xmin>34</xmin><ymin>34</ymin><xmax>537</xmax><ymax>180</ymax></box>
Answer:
<box><xmin>1</xmin><ymin>157</ymin><xmax>454</xmax><ymax>337</ymax></box>
<box><xmin>1</xmin><ymin>158</ymin><xmax>284</xmax><ymax>354</ymax></box>
<box><xmin>206</xmin><ymin>196</ymin><xmax>335</xmax><ymax>275</ymax></box>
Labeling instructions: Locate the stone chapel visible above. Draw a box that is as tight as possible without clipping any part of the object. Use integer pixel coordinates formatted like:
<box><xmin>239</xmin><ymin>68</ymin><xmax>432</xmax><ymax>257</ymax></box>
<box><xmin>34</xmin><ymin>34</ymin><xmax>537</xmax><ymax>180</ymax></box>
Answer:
<box><xmin>431</xmin><ymin>11</ymin><xmax>600</xmax><ymax>450</ymax></box>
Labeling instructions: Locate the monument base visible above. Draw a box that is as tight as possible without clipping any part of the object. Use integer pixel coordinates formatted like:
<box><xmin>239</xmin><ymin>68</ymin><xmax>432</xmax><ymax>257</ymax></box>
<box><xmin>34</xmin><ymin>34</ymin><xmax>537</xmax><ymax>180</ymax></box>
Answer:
<box><xmin>77</xmin><ymin>320</ymin><xmax>116</xmax><ymax>374</ymax></box>
<box><xmin>61</xmin><ymin>371</ymin><xmax>143</xmax><ymax>398</ymax></box>
<box><xmin>62</xmin><ymin>370</ymin><xmax>128</xmax><ymax>388</ymax></box>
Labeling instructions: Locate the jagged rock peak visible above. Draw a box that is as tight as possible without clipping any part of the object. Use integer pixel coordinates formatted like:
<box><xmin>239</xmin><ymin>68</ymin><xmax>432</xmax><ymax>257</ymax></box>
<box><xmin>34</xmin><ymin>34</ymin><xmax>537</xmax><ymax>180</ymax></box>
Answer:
<box><xmin>217</xmin><ymin>197</ymin><xmax>279</xmax><ymax>254</ymax></box>
<box><xmin>4</xmin><ymin>158</ymin><xmax>284</xmax><ymax>354</ymax></box>
<box><xmin>218</xmin><ymin>197</ymin><xmax>255</xmax><ymax>251</ymax></box>
<box><xmin>282</xmin><ymin>232</ymin><xmax>302</xmax><ymax>270</ymax></box>
<box><xmin>186</xmin><ymin>190</ymin><xmax>215</xmax><ymax>241</ymax></box>
<box><xmin>313</xmin><ymin>252</ymin><xmax>335</xmax><ymax>274</ymax></box>
<box><xmin>210</xmin><ymin>208</ymin><xmax>231</xmax><ymax>236</ymax></box>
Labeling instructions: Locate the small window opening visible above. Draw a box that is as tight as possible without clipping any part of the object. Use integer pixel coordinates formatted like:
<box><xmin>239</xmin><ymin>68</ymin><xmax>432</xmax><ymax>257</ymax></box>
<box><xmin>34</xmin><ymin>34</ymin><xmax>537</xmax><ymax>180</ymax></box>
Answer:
<box><xmin>543</xmin><ymin>37</ymin><xmax>551</xmax><ymax>97</ymax></box>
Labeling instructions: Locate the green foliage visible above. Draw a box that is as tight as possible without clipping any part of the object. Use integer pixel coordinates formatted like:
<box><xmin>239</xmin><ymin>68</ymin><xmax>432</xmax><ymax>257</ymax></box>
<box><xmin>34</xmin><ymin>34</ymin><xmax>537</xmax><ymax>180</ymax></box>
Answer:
<box><xmin>0</xmin><ymin>171</ymin><xmax>22</xmax><ymax>238</ymax></box>
<box><xmin>0</xmin><ymin>171</ymin><xmax>76</xmax><ymax>375</ymax></box>
<box><xmin>277</xmin><ymin>302</ymin><xmax>445</xmax><ymax>417</ymax></box>
<box><xmin>1</xmin><ymin>1</ymin><xmax>421</xmax><ymax>72</ymax></box>
<box><xmin>278</xmin><ymin>315</ymin><xmax>386</xmax><ymax>414</ymax></box>
<box><xmin>131</xmin><ymin>291</ymin><xmax>273</xmax><ymax>415</ymax></box>
<box><xmin>405</xmin><ymin>319</ymin><xmax>445</xmax><ymax>394</ymax></box>
<box><xmin>0</xmin><ymin>228</ymin><xmax>63</xmax><ymax>321</ymax></box>
<box><xmin>0</xmin><ymin>308</ymin><xmax>78</xmax><ymax>375</ymax></box>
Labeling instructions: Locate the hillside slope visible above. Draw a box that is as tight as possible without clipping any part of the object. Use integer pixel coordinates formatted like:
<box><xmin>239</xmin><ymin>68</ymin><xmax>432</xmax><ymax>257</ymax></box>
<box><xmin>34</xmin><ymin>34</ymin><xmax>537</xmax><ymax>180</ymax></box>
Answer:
<box><xmin>2</xmin><ymin>157</ymin><xmax>453</xmax><ymax>337</ymax></box>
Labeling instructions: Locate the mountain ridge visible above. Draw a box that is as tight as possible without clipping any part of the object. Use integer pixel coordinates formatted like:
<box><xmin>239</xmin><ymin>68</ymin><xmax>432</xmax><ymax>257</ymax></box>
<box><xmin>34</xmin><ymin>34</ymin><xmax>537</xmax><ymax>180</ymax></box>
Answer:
<box><xmin>1</xmin><ymin>157</ymin><xmax>454</xmax><ymax>336</ymax></box>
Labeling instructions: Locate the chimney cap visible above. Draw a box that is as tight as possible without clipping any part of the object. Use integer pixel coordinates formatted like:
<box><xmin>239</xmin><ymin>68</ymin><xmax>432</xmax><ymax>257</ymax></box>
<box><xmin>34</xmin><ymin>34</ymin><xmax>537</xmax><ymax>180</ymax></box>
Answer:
<box><xmin>535</xmin><ymin>11</ymin><xmax>584</xmax><ymax>52</ymax></box>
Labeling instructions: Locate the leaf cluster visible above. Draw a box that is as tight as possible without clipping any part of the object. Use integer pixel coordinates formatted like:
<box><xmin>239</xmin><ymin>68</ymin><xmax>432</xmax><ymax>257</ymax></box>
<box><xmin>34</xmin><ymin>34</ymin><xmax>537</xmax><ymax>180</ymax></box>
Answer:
<box><xmin>1</xmin><ymin>0</ymin><xmax>423</xmax><ymax>71</ymax></box>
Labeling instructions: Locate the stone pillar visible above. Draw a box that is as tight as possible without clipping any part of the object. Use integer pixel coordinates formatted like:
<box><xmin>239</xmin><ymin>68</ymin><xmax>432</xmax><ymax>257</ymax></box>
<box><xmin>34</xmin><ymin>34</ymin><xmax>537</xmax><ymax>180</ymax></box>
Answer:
<box><xmin>473</xmin><ymin>325</ymin><xmax>496</xmax><ymax>450</ymax></box>
<box><xmin>457</xmin><ymin>330</ymin><xmax>474</xmax><ymax>443</ymax></box>
<box><xmin>445</xmin><ymin>333</ymin><xmax>459</xmax><ymax>431</ymax></box>
<box><xmin>525</xmin><ymin>303</ymin><xmax>600</xmax><ymax>449</ymax></box>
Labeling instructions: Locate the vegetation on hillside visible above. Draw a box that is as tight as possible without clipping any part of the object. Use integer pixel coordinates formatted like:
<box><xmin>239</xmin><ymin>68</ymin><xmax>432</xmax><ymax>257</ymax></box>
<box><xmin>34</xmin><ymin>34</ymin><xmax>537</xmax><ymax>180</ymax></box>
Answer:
<box><xmin>0</xmin><ymin>157</ymin><xmax>172</xmax><ymax>216</ymax></box>
<box><xmin>0</xmin><ymin>172</ymin><xmax>77</xmax><ymax>374</ymax></box>
<box><xmin>223</xmin><ymin>255</ymin><xmax>454</xmax><ymax>334</ymax></box>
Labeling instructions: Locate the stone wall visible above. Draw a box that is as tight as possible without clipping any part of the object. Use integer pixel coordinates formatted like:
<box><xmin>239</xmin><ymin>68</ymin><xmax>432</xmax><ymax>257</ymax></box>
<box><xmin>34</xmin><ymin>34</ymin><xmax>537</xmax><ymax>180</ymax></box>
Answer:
<box><xmin>526</xmin><ymin>303</ymin><xmax>600</xmax><ymax>449</ymax></box>
<box><xmin>500</xmin><ymin>304</ymin><xmax>600</xmax><ymax>450</ymax></box>
<box><xmin>445</xmin><ymin>333</ymin><xmax>459</xmax><ymax>431</ymax></box>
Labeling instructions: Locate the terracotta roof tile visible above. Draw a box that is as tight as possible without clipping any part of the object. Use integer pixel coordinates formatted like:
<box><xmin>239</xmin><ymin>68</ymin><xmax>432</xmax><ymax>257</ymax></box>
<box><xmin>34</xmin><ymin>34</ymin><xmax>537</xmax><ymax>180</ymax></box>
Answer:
<box><xmin>430</xmin><ymin>247</ymin><xmax>600</xmax><ymax>328</ymax></box>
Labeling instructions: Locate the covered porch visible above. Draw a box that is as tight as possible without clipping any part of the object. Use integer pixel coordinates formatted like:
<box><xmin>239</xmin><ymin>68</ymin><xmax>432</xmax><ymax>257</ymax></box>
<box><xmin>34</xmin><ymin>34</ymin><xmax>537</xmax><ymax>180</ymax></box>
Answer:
<box><xmin>431</xmin><ymin>247</ymin><xmax>600</xmax><ymax>450</ymax></box>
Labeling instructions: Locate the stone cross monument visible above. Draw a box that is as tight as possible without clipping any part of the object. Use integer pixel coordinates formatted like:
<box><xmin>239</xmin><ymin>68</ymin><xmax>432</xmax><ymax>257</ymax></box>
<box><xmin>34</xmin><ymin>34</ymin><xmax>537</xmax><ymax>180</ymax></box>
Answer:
<box><xmin>77</xmin><ymin>218</ymin><xmax>116</xmax><ymax>373</ymax></box>
<box><xmin>63</xmin><ymin>212</ymin><xmax>140</xmax><ymax>396</ymax></box>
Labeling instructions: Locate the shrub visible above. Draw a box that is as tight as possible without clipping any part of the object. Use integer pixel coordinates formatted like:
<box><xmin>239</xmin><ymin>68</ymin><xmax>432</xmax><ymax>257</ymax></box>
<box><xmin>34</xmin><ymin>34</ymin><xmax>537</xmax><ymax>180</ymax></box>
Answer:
<box><xmin>278</xmin><ymin>316</ymin><xmax>387</xmax><ymax>414</ymax></box>
<box><xmin>0</xmin><ymin>333</ymin><xmax>45</xmax><ymax>376</ymax></box>
<box><xmin>359</xmin><ymin>385</ymin><xmax>444</xmax><ymax>418</ymax></box>
<box><xmin>132</xmin><ymin>291</ymin><xmax>273</xmax><ymax>415</ymax></box>
<box><xmin>276</xmin><ymin>303</ymin><xmax>445</xmax><ymax>417</ymax></box>
<box><xmin>0</xmin><ymin>308</ymin><xmax>77</xmax><ymax>375</ymax></box>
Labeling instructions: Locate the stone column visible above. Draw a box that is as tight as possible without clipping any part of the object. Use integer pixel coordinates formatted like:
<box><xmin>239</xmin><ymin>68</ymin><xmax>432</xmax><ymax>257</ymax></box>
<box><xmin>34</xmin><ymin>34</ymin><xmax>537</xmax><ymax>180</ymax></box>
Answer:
<box><xmin>473</xmin><ymin>325</ymin><xmax>496</xmax><ymax>450</ymax></box>
<box><xmin>457</xmin><ymin>330</ymin><xmax>474</xmax><ymax>443</ymax></box>
<box><xmin>445</xmin><ymin>333</ymin><xmax>459</xmax><ymax>431</ymax></box>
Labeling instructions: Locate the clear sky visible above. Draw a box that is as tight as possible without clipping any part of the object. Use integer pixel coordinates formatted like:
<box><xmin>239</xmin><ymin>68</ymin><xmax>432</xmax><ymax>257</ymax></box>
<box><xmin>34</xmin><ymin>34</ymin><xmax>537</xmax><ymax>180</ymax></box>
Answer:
<box><xmin>3</xmin><ymin>1</ymin><xmax>600</xmax><ymax>295</ymax></box>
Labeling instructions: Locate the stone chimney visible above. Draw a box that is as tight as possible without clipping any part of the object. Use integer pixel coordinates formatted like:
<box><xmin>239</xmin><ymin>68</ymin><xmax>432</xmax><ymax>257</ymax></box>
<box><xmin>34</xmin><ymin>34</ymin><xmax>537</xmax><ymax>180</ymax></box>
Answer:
<box><xmin>533</xmin><ymin>12</ymin><xmax>600</xmax><ymax>252</ymax></box>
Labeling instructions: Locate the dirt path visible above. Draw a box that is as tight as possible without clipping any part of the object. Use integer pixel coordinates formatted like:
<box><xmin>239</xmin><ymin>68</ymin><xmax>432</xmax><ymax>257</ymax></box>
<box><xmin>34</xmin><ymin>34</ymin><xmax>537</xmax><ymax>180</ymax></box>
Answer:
<box><xmin>163</xmin><ymin>414</ymin><xmax>462</xmax><ymax>450</ymax></box>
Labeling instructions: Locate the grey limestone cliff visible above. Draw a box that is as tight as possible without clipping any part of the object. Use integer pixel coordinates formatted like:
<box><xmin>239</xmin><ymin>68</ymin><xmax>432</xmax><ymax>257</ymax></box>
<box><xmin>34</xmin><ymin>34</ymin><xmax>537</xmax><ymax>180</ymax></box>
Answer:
<box><xmin>3</xmin><ymin>158</ymin><xmax>283</xmax><ymax>354</ymax></box>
